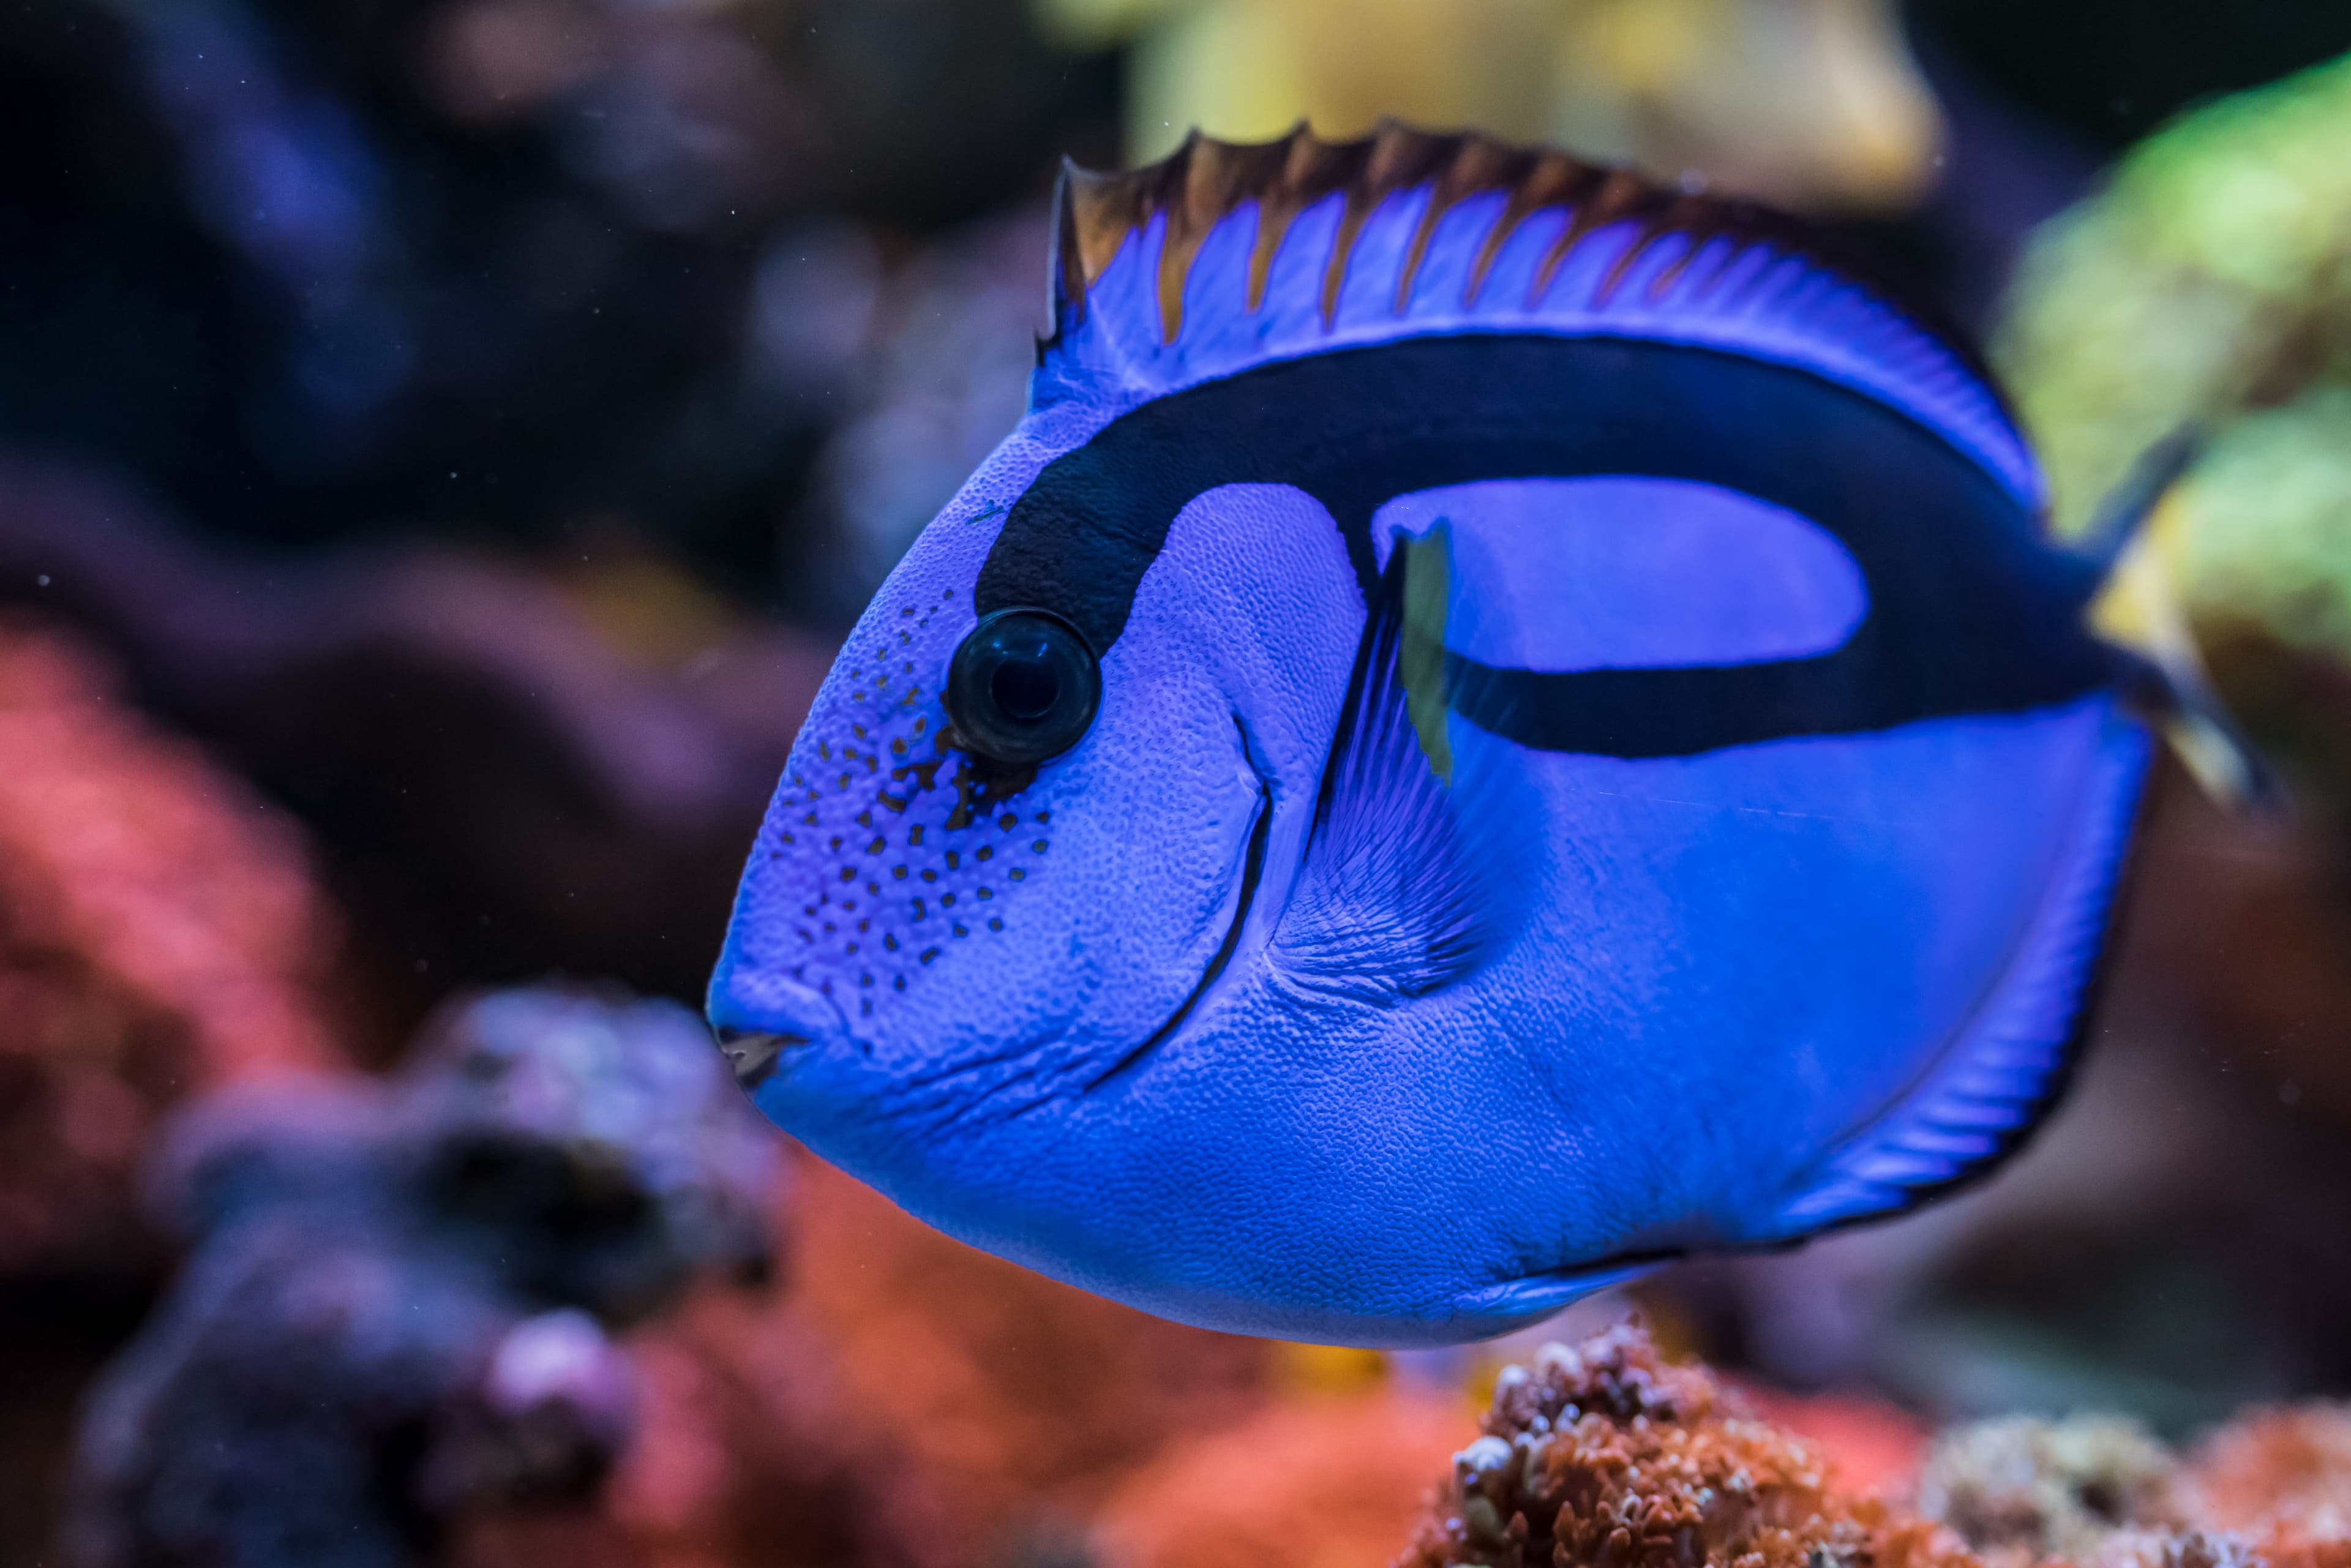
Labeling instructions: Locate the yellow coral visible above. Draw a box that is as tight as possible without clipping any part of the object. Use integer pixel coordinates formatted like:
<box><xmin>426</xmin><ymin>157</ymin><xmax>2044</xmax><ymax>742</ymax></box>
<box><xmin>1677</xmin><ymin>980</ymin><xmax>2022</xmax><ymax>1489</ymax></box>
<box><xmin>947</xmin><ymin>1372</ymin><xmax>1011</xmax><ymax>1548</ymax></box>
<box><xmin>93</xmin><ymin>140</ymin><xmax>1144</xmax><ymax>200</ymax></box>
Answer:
<box><xmin>1035</xmin><ymin>0</ymin><xmax>1941</xmax><ymax>212</ymax></box>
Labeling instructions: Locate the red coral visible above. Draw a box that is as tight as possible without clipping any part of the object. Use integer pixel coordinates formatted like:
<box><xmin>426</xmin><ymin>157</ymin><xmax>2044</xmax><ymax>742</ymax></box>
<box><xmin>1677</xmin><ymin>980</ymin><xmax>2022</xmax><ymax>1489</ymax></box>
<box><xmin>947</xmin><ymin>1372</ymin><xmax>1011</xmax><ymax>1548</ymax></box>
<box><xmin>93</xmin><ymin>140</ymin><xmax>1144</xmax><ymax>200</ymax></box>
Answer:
<box><xmin>1401</xmin><ymin>1322</ymin><xmax>1979</xmax><ymax>1568</ymax></box>
<box><xmin>0</xmin><ymin>619</ymin><xmax>342</xmax><ymax>1278</ymax></box>
<box><xmin>598</xmin><ymin>1277</ymin><xmax>964</xmax><ymax>1568</ymax></box>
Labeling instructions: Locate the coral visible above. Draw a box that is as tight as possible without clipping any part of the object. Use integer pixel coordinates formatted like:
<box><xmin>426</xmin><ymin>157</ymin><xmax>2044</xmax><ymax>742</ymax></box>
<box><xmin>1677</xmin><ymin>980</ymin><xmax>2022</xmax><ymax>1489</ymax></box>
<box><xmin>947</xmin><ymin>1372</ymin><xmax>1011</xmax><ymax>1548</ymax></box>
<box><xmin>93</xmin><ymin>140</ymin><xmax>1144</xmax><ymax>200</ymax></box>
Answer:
<box><xmin>445</xmin><ymin>1146</ymin><xmax>1277</xmax><ymax>1568</ymax></box>
<box><xmin>782</xmin><ymin>1156</ymin><xmax>1276</xmax><ymax>1553</ymax></box>
<box><xmin>1081</xmin><ymin>1326</ymin><xmax>2351</xmax><ymax>1568</ymax></box>
<box><xmin>0</xmin><ymin>618</ymin><xmax>341</xmax><ymax>1281</ymax></box>
<box><xmin>2164</xmin><ymin>398</ymin><xmax>2351</xmax><ymax>810</ymax></box>
<box><xmin>0</xmin><ymin>460</ymin><xmax>840</xmax><ymax>1029</ymax></box>
<box><xmin>1918</xmin><ymin>1416</ymin><xmax>2180</xmax><ymax>1563</ymax></box>
<box><xmin>1731</xmin><ymin>1383</ymin><xmax>1932</xmax><ymax>1499</ymax></box>
<box><xmin>1035</xmin><ymin>0</ymin><xmax>1941</xmax><ymax>210</ymax></box>
<box><xmin>1993</xmin><ymin>50</ymin><xmax>2351</xmax><ymax>807</ymax></box>
<box><xmin>1400</xmin><ymin>1322</ymin><xmax>1978</xmax><ymax>1568</ymax></box>
<box><xmin>1917</xmin><ymin>1405</ymin><xmax>2351</xmax><ymax>1568</ymax></box>
<box><xmin>1092</xmin><ymin>1389</ymin><xmax>1474</xmax><ymax>1568</ymax></box>
<box><xmin>1996</xmin><ymin>50</ymin><xmax>2351</xmax><ymax>536</ymax></box>
<box><xmin>590</xmin><ymin>1283</ymin><xmax>965</xmax><ymax>1568</ymax></box>
<box><xmin>443</xmin><ymin>1147</ymin><xmax>1277</xmax><ymax>1568</ymax></box>
<box><xmin>66</xmin><ymin>986</ymin><xmax>776</xmax><ymax>1568</ymax></box>
<box><xmin>2181</xmin><ymin>1406</ymin><xmax>2351</xmax><ymax>1542</ymax></box>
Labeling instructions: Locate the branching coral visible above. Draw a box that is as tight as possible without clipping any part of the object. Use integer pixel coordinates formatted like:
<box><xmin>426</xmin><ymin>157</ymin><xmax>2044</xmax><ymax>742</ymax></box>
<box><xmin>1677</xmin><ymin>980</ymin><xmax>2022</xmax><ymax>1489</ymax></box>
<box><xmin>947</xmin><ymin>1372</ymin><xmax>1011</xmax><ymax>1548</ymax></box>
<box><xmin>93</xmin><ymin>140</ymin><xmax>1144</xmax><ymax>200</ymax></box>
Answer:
<box><xmin>1400</xmin><ymin>1322</ymin><xmax>1977</xmax><ymax>1568</ymax></box>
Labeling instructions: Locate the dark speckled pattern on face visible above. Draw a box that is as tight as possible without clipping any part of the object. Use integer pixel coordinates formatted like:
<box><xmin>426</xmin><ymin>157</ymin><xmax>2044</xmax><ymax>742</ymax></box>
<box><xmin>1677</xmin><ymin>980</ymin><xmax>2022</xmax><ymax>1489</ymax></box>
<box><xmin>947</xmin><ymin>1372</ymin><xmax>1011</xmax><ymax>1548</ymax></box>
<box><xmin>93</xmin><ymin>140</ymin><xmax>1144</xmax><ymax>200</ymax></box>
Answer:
<box><xmin>761</xmin><ymin>585</ymin><xmax>1056</xmax><ymax>1026</ymax></box>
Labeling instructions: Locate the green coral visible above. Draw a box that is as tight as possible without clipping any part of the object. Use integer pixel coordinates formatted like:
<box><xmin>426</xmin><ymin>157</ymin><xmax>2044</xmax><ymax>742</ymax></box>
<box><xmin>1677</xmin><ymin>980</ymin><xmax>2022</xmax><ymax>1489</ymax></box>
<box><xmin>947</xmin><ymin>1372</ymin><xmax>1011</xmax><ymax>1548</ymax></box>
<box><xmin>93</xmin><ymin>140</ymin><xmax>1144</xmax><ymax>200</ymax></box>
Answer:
<box><xmin>1997</xmin><ymin>50</ymin><xmax>2351</xmax><ymax>539</ymax></box>
<box><xmin>2176</xmin><ymin>390</ymin><xmax>2351</xmax><ymax>659</ymax></box>
<box><xmin>1995</xmin><ymin>48</ymin><xmax>2351</xmax><ymax>795</ymax></box>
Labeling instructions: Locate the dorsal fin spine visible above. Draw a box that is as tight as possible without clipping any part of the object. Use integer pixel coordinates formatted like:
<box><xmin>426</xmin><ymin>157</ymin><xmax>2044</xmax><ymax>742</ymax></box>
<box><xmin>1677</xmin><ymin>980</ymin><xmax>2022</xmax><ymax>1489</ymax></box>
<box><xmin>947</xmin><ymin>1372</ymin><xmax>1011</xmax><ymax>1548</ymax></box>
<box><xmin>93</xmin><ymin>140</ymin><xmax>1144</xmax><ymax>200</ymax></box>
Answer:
<box><xmin>1466</xmin><ymin>152</ymin><xmax>1580</xmax><ymax>304</ymax></box>
<box><xmin>1037</xmin><ymin>122</ymin><xmax>2038</xmax><ymax>508</ymax></box>
<box><xmin>1396</xmin><ymin>136</ymin><xmax>1528</xmax><ymax>313</ymax></box>
<box><xmin>1242</xmin><ymin>125</ymin><xmax>1310</xmax><ymax>309</ymax></box>
<box><xmin>1047</xmin><ymin>157</ymin><xmax>1090</xmax><ymax>336</ymax></box>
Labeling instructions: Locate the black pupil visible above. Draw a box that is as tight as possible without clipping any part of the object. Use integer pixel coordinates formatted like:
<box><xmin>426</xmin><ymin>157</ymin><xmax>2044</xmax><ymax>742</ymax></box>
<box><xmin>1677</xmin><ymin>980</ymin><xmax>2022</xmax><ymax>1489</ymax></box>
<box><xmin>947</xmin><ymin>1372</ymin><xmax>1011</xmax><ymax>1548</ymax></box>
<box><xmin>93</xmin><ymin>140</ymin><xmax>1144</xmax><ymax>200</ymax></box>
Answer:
<box><xmin>989</xmin><ymin>648</ymin><xmax>1060</xmax><ymax>721</ymax></box>
<box><xmin>946</xmin><ymin>609</ymin><xmax>1097</xmax><ymax>767</ymax></box>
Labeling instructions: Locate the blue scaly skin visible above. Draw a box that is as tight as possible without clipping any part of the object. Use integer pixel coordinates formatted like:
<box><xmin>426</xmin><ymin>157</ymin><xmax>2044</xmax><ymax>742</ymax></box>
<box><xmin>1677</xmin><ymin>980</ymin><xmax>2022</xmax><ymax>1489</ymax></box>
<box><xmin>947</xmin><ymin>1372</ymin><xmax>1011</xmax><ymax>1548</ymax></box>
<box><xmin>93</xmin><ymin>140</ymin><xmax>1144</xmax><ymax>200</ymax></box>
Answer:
<box><xmin>709</xmin><ymin>126</ymin><xmax>2151</xmax><ymax>1346</ymax></box>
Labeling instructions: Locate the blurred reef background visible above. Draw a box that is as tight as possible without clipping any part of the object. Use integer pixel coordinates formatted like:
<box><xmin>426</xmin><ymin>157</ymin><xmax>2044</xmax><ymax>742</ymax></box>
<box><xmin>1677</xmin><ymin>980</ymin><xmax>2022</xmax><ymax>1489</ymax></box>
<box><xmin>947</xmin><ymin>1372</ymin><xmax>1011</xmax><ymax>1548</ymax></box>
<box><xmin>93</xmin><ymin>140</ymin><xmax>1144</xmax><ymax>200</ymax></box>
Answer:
<box><xmin>6</xmin><ymin>1</ymin><xmax>2351</xmax><ymax>1565</ymax></box>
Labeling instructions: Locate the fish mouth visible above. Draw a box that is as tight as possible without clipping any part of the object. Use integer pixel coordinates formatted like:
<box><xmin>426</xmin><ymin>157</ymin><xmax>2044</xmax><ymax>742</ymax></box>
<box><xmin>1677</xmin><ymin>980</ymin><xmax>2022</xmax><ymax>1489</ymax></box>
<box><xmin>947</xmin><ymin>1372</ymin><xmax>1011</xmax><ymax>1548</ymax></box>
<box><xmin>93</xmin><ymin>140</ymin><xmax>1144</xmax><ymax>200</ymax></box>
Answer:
<box><xmin>1087</xmin><ymin>737</ymin><xmax>1274</xmax><ymax>1091</ymax></box>
<box><xmin>706</xmin><ymin>974</ymin><xmax>848</xmax><ymax>1091</ymax></box>
<box><xmin>712</xmin><ymin>1026</ymin><xmax>809</xmax><ymax>1091</ymax></box>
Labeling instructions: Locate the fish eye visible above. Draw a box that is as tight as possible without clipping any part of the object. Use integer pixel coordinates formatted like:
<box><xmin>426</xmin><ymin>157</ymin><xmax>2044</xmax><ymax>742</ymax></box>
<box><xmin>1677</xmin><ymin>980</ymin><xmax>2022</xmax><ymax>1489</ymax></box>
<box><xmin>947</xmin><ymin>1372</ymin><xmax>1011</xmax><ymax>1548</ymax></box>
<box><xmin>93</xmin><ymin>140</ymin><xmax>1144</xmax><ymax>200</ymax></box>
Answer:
<box><xmin>945</xmin><ymin>608</ymin><xmax>1101</xmax><ymax>767</ymax></box>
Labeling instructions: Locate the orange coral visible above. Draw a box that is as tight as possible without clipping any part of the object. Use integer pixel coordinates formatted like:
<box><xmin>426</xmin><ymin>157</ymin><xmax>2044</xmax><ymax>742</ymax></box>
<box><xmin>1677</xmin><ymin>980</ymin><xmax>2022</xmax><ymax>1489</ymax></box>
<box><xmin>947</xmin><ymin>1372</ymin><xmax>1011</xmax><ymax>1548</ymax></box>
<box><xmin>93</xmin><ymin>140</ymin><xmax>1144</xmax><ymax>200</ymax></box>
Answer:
<box><xmin>542</xmin><ymin>1151</ymin><xmax>1278</xmax><ymax>1568</ymax></box>
<box><xmin>0</xmin><ymin>619</ymin><xmax>341</xmax><ymax>1277</ymax></box>
<box><xmin>778</xmin><ymin>1154</ymin><xmax>1276</xmax><ymax>1554</ymax></box>
<box><xmin>1401</xmin><ymin>1322</ymin><xmax>1979</xmax><ymax>1568</ymax></box>
<box><xmin>1730</xmin><ymin>1382</ymin><xmax>1930</xmax><ymax>1500</ymax></box>
<box><xmin>2183</xmin><ymin>1406</ymin><xmax>2351</xmax><ymax>1545</ymax></box>
<box><xmin>602</xmin><ymin>1279</ymin><xmax>964</xmax><ymax>1568</ymax></box>
<box><xmin>1093</xmin><ymin>1389</ymin><xmax>1474</xmax><ymax>1568</ymax></box>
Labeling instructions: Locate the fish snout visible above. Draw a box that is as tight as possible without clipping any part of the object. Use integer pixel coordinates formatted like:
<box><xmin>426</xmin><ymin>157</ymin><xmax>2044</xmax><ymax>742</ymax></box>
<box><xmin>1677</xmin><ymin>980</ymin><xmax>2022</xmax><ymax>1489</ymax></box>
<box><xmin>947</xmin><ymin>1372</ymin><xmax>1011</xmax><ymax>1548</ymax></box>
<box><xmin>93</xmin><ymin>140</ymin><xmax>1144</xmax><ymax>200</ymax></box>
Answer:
<box><xmin>706</xmin><ymin>975</ymin><xmax>849</xmax><ymax>1092</ymax></box>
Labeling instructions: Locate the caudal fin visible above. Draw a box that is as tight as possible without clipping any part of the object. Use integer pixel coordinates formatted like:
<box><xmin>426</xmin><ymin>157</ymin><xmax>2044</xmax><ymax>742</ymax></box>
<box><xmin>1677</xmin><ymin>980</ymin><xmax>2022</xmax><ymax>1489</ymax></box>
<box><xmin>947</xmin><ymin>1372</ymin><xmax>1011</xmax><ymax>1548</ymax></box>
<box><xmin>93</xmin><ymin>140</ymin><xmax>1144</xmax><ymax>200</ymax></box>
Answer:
<box><xmin>2082</xmin><ymin>429</ymin><xmax>2284</xmax><ymax>814</ymax></box>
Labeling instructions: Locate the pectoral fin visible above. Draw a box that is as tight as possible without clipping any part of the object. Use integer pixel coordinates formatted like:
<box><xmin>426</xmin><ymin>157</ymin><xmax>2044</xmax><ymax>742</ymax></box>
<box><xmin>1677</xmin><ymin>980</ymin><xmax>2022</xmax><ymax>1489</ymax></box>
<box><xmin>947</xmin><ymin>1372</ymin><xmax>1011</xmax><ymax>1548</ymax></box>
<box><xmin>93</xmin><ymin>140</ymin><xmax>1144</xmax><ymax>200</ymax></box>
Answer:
<box><xmin>1272</xmin><ymin>531</ymin><xmax>1528</xmax><ymax>999</ymax></box>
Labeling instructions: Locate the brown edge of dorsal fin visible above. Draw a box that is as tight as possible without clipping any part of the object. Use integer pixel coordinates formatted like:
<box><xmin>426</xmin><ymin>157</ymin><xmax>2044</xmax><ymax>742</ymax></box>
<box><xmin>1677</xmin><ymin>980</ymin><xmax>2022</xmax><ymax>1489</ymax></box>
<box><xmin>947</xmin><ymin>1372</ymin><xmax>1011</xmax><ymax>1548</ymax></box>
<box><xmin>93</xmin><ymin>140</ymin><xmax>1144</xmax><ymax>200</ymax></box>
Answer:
<box><xmin>1396</xmin><ymin>133</ymin><xmax>1539</xmax><ymax>312</ymax></box>
<box><xmin>1164</xmin><ymin>134</ymin><xmax>1296</xmax><ymax>339</ymax></box>
<box><xmin>1049</xmin><ymin>122</ymin><xmax>1685</xmax><ymax>347</ymax></box>
<box><xmin>1330</xmin><ymin>122</ymin><xmax>1460</xmax><ymax>322</ymax></box>
<box><xmin>1042</xmin><ymin>121</ymin><xmax>1989</xmax><ymax>375</ymax></box>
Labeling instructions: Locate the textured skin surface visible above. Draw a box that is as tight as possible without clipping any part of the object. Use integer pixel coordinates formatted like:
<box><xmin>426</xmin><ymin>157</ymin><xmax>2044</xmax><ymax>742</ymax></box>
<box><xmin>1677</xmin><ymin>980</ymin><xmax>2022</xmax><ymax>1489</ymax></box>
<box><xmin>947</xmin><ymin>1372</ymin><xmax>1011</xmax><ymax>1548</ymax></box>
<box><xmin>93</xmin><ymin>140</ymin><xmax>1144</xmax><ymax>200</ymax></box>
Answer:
<box><xmin>708</xmin><ymin>157</ymin><xmax>2151</xmax><ymax>1346</ymax></box>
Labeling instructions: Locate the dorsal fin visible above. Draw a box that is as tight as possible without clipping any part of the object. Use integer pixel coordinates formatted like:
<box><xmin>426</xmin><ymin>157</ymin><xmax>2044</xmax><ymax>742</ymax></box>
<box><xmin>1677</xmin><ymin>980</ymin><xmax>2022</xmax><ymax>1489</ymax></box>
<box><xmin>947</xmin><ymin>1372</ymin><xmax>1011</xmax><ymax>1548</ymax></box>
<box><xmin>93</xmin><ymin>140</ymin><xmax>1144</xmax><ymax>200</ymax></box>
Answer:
<box><xmin>1036</xmin><ymin>122</ymin><xmax>2037</xmax><ymax>508</ymax></box>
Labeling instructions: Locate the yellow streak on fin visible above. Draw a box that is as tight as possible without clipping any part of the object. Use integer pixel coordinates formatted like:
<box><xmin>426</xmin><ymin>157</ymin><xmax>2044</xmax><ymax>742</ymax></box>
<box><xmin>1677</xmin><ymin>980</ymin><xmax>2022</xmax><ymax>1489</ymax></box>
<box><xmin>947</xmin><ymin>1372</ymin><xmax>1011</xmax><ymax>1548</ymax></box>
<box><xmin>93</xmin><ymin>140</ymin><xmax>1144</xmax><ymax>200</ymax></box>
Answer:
<box><xmin>1398</xmin><ymin>525</ymin><xmax>1454</xmax><ymax>786</ymax></box>
<box><xmin>2093</xmin><ymin>493</ymin><xmax>2271</xmax><ymax>812</ymax></box>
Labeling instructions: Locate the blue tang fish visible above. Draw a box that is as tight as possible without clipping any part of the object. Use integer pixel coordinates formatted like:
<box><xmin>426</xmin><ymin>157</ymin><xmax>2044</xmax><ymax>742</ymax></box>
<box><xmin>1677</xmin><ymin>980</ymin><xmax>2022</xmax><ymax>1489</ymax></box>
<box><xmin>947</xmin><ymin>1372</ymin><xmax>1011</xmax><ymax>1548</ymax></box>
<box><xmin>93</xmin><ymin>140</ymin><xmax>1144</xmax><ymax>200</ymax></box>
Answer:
<box><xmin>708</xmin><ymin>125</ymin><xmax>2238</xmax><ymax>1346</ymax></box>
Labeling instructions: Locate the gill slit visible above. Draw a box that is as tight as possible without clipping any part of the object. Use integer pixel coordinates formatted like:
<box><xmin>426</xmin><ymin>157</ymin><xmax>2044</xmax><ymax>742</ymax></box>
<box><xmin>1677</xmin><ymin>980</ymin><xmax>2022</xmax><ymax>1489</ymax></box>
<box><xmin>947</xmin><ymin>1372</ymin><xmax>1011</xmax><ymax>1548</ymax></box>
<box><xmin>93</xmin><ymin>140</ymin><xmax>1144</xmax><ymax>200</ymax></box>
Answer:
<box><xmin>1086</xmin><ymin>716</ymin><xmax>1274</xmax><ymax>1092</ymax></box>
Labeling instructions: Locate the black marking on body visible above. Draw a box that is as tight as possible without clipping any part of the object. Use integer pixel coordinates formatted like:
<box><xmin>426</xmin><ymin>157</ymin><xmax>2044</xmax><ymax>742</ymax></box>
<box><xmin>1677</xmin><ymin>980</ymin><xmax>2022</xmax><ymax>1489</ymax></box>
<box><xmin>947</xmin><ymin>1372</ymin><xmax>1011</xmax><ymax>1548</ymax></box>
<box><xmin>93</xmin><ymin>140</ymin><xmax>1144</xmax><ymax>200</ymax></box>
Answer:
<box><xmin>975</xmin><ymin>332</ymin><xmax>2112</xmax><ymax>759</ymax></box>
